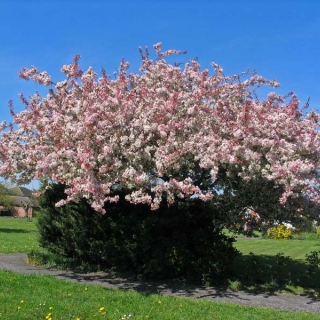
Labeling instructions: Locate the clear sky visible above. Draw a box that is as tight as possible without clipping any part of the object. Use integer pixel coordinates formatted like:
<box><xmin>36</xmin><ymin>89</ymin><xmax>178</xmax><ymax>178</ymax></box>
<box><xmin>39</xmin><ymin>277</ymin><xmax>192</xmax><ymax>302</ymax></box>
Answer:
<box><xmin>1</xmin><ymin>0</ymin><xmax>320</xmax><ymax>189</ymax></box>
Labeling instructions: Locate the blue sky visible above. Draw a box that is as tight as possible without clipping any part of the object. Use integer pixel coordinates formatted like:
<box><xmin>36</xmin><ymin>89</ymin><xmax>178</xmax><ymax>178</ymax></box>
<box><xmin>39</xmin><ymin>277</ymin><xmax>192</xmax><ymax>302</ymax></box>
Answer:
<box><xmin>1</xmin><ymin>0</ymin><xmax>320</xmax><ymax>189</ymax></box>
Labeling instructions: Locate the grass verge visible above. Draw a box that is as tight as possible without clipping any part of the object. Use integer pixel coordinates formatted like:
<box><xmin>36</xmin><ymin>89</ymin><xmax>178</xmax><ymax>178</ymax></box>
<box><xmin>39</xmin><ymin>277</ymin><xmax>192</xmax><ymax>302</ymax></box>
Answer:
<box><xmin>0</xmin><ymin>270</ymin><xmax>319</xmax><ymax>320</ymax></box>
<box><xmin>0</xmin><ymin>217</ymin><xmax>39</xmax><ymax>253</ymax></box>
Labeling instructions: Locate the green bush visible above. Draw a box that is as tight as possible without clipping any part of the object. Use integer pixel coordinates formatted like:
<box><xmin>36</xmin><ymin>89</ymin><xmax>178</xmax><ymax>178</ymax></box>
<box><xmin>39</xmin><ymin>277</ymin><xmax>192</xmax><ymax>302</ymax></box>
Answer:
<box><xmin>294</xmin><ymin>218</ymin><xmax>316</xmax><ymax>233</ymax></box>
<box><xmin>267</xmin><ymin>225</ymin><xmax>293</xmax><ymax>239</ymax></box>
<box><xmin>306</xmin><ymin>251</ymin><xmax>320</xmax><ymax>268</ymax></box>
<box><xmin>305</xmin><ymin>250</ymin><xmax>320</xmax><ymax>279</ymax></box>
<box><xmin>37</xmin><ymin>183</ymin><xmax>239</xmax><ymax>284</ymax></box>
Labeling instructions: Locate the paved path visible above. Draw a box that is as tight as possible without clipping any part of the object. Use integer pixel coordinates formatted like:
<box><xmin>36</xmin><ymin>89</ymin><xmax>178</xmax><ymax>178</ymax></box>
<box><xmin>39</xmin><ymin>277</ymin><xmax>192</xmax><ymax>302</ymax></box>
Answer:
<box><xmin>1</xmin><ymin>253</ymin><xmax>320</xmax><ymax>314</ymax></box>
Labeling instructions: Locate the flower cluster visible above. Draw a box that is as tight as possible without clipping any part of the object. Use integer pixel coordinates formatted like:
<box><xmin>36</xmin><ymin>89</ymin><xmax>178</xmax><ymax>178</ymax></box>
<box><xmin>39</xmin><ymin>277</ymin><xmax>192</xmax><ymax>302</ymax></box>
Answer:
<box><xmin>1</xmin><ymin>42</ymin><xmax>320</xmax><ymax>213</ymax></box>
<box><xmin>267</xmin><ymin>225</ymin><xmax>293</xmax><ymax>240</ymax></box>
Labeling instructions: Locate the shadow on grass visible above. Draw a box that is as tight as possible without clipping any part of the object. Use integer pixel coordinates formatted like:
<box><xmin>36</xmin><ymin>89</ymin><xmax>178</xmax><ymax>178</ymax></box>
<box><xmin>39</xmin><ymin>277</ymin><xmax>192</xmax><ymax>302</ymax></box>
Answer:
<box><xmin>24</xmin><ymin>251</ymin><xmax>320</xmax><ymax>311</ymax></box>
<box><xmin>0</xmin><ymin>228</ymin><xmax>34</xmax><ymax>234</ymax></box>
<box><xmin>229</xmin><ymin>253</ymin><xmax>320</xmax><ymax>296</ymax></box>
<box><xmin>27</xmin><ymin>250</ymin><xmax>320</xmax><ymax>299</ymax></box>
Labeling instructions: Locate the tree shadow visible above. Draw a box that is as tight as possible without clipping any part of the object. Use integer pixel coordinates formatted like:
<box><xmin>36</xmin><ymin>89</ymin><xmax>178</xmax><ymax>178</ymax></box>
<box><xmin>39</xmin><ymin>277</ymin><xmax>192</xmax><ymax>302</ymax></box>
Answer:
<box><xmin>230</xmin><ymin>253</ymin><xmax>320</xmax><ymax>296</ymax></box>
<box><xmin>0</xmin><ymin>228</ymin><xmax>33</xmax><ymax>234</ymax></box>
<box><xmin>27</xmin><ymin>250</ymin><xmax>320</xmax><ymax>299</ymax></box>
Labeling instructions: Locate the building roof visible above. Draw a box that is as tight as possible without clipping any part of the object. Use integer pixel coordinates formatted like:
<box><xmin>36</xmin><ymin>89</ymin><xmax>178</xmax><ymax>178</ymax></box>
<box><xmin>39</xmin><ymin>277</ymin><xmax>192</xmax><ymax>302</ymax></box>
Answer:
<box><xmin>1</xmin><ymin>185</ymin><xmax>39</xmax><ymax>208</ymax></box>
<box><xmin>9</xmin><ymin>186</ymin><xmax>34</xmax><ymax>197</ymax></box>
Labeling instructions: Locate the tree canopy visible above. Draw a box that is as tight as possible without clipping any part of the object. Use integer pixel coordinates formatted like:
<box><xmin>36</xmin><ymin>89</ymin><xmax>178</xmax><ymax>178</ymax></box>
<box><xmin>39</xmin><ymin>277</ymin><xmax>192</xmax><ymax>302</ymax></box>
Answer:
<box><xmin>0</xmin><ymin>43</ymin><xmax>319</xmax><ymax>217</ymax></box>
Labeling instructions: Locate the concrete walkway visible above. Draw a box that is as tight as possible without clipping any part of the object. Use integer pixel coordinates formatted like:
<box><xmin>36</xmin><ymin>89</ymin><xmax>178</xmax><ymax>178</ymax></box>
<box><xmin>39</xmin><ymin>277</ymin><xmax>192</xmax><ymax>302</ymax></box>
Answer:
<box><xmin>1</xmin><ymin>253</ymin><xmax>320</xmax><ymax>314</ymax></box>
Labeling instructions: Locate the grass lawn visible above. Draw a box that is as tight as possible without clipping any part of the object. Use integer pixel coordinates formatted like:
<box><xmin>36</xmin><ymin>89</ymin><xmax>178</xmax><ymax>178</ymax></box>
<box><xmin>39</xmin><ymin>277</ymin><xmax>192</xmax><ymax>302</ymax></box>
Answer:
<box><xmin>0</xmin><ymin>270</ymin><xmax>319</xmax><ymax>320</ymax></box>
<box><xmin>0</xmin><ymin>217</ymin><xmax>39</xmax><ymax>253</ymax></box>
<box><xmin>1</xmin><ymin>217</ymin><xmax>320</xmax><ymax>319</ymax></box>
<box><xmin>234</xmin><ymin>239</ymin><xmax>320</xmax><ymax>260</ymax></box>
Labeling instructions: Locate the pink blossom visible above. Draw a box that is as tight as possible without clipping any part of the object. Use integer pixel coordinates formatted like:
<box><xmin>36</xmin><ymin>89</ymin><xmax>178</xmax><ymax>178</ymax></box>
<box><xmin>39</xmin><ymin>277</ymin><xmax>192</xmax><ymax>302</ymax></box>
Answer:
<box><xmin>1</xmin><ymin>44</ymin><xmax>320</xmax><ymax>213</ymax></box>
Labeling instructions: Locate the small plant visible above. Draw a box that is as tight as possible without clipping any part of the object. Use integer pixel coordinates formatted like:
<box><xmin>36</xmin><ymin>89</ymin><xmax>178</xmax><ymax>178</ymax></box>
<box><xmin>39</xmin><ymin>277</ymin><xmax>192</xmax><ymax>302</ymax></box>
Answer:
<box><xmin>228</xmin><ymin>280</ymin><xmax>242</xmax><ymax>291</ymax></box>
<box><xmin>267</xmin><ymin>225</ymin><xmax>293</xmax><ymax>240</ymax></box>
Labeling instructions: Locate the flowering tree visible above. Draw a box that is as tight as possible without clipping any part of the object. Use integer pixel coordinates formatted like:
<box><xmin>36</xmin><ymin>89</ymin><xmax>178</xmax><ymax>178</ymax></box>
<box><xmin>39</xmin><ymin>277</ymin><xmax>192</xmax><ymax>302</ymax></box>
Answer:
<box><xmin>1</xmin><ymin>43</ymin><xmax>320</xmax><ymax>217</ymax></box>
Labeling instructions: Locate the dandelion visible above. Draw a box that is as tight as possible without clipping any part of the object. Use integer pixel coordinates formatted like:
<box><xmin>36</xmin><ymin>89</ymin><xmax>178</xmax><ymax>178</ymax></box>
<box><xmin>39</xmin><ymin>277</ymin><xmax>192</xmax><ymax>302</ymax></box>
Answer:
<box><xmin>20</xmin><ymin>300</ymin><xmax>24</xmax><ymax>304</ymax></box>
<box><xmin>76</xmin><ymin>318</ymin><xmax>81</xmax><ymax>320</ymax></box>
<box><xmin>17</xmin><ymin>306</ymin><xmax>21</xmax><ymax>310</ymax></box>
<box><xmin>49</xmin><ymin>307</ymin><xmax>53</xmax><ymax>310</ymax></box>
<box><xmin>84</xmin><ymin>287</ymin><xmax>88</xmax><ymax>291</ymax></box>
<box><xmin>68</xmin><ymin>293</ymin><xmax>72</xmax><ymax>297</ymax></box>
<box><xmin>99</xmin><ymin>307</ymin><xmax>105</xmax><ymax>312</ymax></box>
<box><xmin>158</xmin><ymin>300</ymin><xmax>162</xmax><ymax>304</ymax></box>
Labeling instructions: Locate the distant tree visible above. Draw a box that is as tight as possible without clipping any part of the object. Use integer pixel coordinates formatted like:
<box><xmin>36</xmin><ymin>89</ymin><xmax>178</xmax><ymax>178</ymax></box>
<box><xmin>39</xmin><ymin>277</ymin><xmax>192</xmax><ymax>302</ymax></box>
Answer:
<box><xmin>0</xmin><ymin>42</ymin><xmax>319</xmax><ymax>224</ymax></box>
<box><xmin>0</xmin><ymin>182</ymin><xmax>14</xmax><ymax>212</ymax></box>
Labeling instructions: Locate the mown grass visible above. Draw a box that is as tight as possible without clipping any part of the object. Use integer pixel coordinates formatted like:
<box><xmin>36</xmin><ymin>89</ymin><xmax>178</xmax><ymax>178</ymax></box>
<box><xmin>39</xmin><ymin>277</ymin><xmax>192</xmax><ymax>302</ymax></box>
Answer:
<box><xmin>234</xmin><ymin>239</ymin><xmax>320</xmax><ymax>260</ymax></box>
<box><xmin>0</xmin><ymin>270</ymin><xmax>319</xmax><ymax>320</ymax></box>
<box><xmin>1</xmin><ymin>217</ymin><xmax>320</xmax><ymax>314</ymax></box>
<box><xmin>0</xmin><ymin>217</ymin><xmax>39</xmax><ymax>253</ymax></box>
<box><xmin>232</xmin><ymin>239</ymin><xmax>320</xmax><ymax>295</ymax></box>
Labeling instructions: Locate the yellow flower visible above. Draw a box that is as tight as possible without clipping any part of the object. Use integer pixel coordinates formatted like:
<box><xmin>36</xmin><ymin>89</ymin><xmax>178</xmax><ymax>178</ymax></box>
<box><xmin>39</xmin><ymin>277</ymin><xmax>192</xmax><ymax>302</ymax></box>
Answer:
<box><xmin>99</xmin><ymin>307</ymin><xmax>105</xmax><ymax>312</ymax></box>
<box><xmin>76</xmin><ymin>318</ymin><xmax>81</xmax><ymax>320</ymax></box>
<box><xmin>68</xmin><ymin>293</ymin><xmax>72</xmax><ymax>297</ymax></box>
<box><xmin>17</xmin><ymin>306</ymin><xmax>21</xmax><ymax>310</ymax></box>
<box><xmin>49</xmin><ymin>307</ymin><xmax>53</xmax><ymax>310</ymax></box>
<box><xmin>20</xmin><ymin>300</ymin><xmax>24</xmax><ymax>304</ymax></box>
<box><xmin>158</xmin><ymin>300</ymin><xmax>162</xmax><ymax>304</ymax></box>
<box><xmin>84</xmin><ymin>287</ymin><xmax>88</xmax><ymax>291</ymax></box>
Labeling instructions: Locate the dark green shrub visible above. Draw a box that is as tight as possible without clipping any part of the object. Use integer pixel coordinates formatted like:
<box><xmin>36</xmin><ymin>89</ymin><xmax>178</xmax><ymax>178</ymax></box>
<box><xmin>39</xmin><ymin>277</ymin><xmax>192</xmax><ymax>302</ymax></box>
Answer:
<box><xmin>306</xmin><ymin>251</ymin><xmax>320</xmax><ymax>270</ymax></box>
<box><xmin>294</xmin><ymin>218</ymin><xmax>316</xmax><ymax>233</ymax></box>
<box><xmin>305</xmin><ymin>250</ymin><xmax>320</xmax><ymax>283</ymax></box>
<box><xmin>37</xmin><ymin>183</ymin><xmax>239</xmax><ymax>284</ymax></box>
